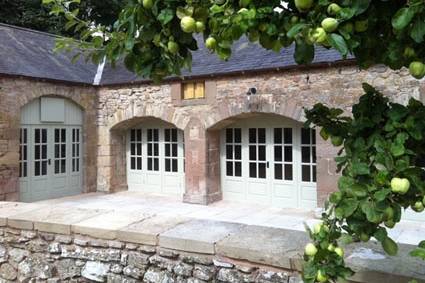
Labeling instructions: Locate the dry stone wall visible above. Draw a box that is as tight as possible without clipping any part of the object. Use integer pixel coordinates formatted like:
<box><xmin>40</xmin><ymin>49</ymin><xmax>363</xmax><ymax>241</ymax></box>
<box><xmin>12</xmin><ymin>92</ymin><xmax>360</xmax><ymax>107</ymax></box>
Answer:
<box><xmin>0</xmin><ymin>227</ymin><xmax>301</xmax><ymax>283</ymax></box>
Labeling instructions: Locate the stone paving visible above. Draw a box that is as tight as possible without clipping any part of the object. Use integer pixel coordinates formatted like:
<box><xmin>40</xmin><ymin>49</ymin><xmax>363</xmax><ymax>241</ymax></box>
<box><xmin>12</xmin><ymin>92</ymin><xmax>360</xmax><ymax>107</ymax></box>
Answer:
<box><xmin>0</xmin><ymin>192</ymin><xmax>424</xmax><ymax>282</ymax></box>
<box><xmin>37</xmin><ymin>191</ymin><xmax>425</xmax><ymax>245</ymax></box>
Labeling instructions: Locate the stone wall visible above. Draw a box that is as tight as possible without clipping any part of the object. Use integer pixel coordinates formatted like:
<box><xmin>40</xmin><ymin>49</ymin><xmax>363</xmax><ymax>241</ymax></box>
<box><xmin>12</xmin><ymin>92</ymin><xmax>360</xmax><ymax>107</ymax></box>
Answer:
<box><xmin>0</xmin><ymin>76</ymin><xmax>98</xmax><ymax>201</ymax></box>
<box><xmin>0</xmin><ymin>227</ymin><xmax>301</xmax><ymax>283</ymax></box>
<box><xmin>97</xmin><ymin>64</ymin><xmax>424</xmax><ymax>207</ymax></box>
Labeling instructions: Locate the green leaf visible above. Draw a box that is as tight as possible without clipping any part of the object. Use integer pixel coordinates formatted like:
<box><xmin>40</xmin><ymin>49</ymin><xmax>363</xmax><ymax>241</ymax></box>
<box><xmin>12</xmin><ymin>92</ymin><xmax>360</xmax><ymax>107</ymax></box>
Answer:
<box><xmin>390</xmin><ymin>143</ymin><xmax>405</xmax><ymax>157</ymax></box>
<box><xmin>294</xmin><ymin>40</ymin><xmax>314</xmax><ymax>65</ymax></box>
<box><xmin>338</xmin><ymin>198</ymin><xmax>359</xmax><ymax>217</ymax></box>
<box><xmin>410</xmin><ymin>248</ymin><xmax>425</xmax><ymax>260</ymax></box>
<box><xmin>351</xmin><ymin>183</ymin><xmax>368</xmax><ymax>198</ymax></box>
<box><xmin>286</xmin><ymin>23</ymin><xmax>306</xmax><ymax>38</ymax></box>
<box><xmin>410</xmin><ymin>18</ymin><xmax>425</xmax><ymax>43</ymax></box>
<box><xmin>327</xmin><ymin>34</ymin><xmax>348</xmax><ymax>56</ymax></box>
<box><xmin>352</xmin><ymin>0</ymin><xmax>371</xmax><ymax>15</ymax></box>
<box><xmin>392</xmin><ymin>7</ymin><xmax>415</xmax><ymax>30</ymax></box>
<box><xmin>361</xmin><ymin>200</ymin><xmax>382</xmax><ymax>223</ymax></box>
<box><xmin>157</xmin><ymin>9</ymin><xmax>174</xmax><ymax>25</ymax></box>
<box><xmin>352</xmin><ymin>162</ymin><xmax>370</xmax><ymax>175</ymax></box>
<box><xmin>373</xmin><ymin>188</ymin><xmax>390</xmax><ymax>201</ymax></box>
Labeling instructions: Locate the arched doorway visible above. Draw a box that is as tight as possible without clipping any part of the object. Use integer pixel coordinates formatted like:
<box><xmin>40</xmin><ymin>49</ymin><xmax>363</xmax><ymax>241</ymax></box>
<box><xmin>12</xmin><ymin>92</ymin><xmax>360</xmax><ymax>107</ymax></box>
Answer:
<box><xmin>126</xmin><ymin>118</ymin><xmax>185</xmax><ymax>196</ymax></box>
<box><xmin>218</xmin><ymin>114</ymin><xmax>317</xmax><ymax>209</ymax></box>
<box><xmin>19</xmin><ymin>97</ymin><xmax>83</xmax><ymax>202</ymax></box>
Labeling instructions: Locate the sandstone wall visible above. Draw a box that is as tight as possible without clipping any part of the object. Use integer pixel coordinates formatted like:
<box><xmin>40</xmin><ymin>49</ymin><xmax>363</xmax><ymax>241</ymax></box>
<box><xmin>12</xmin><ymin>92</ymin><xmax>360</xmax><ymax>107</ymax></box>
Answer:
<box><xmin>0</xmin><ymin>227</ymin><xmax>300</xmax><ymax>283</ymax></box>
<box><xmin>0</xmin><ymin>77</ymin><xmax>98</xmax><ymax>201</ymax></box>
<box><xmin>97</xmin><ymin>65</ymin><xmax>423</xmax><ymax>206</ymax></box>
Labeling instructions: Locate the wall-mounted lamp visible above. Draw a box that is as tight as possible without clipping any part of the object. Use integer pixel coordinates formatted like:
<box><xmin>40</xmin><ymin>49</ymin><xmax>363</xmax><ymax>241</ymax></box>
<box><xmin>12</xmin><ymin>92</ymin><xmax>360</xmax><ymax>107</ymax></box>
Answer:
<box><xmin>246</xmin><ymin>87</ymin><xmax>257</xmax><ymax>96</ymax></box>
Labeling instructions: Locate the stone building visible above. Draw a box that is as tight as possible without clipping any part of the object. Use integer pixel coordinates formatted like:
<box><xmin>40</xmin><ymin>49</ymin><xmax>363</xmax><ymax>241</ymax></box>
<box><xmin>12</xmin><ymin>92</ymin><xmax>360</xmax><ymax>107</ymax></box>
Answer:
<box><xmin>1</xmin><ymin>23</ymin><xmax>424</xmax><ymax>218</ymax></box>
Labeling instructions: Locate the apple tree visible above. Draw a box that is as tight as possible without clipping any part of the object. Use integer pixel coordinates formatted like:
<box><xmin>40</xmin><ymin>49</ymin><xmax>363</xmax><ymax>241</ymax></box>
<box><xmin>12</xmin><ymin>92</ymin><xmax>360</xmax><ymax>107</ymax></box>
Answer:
<box><xmin>44</xmin><ymin>0</ymin><xmax>425</xmax><ymax>282</ymax></box>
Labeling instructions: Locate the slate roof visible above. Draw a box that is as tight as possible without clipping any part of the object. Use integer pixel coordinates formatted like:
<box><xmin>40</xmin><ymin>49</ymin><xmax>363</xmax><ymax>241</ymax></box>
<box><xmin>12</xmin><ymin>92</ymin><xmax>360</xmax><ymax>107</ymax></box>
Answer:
<box><xmin>0</xmin><ymin>23</ymin><xmax>98</xmax><ymax>84</ymax></box>
<box><xmin>0</xmin><ymin>23</ymin><xmax>352</xmax><ymax>86</ymax></box>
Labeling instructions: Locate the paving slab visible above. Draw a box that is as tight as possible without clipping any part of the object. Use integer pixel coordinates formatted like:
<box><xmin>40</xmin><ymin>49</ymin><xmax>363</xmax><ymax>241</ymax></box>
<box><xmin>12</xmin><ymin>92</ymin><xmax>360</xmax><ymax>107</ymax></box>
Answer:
<box><xmin>72</xmin><ymin>210</ymin><xmax>152</xmax><ymax>240</ymax></box>
<box><xmin>117</xmin><ymin>215</ymin><xmax>190</xmax><ymax>245</ymax></box>
<box><xmin>216</xmin><ymin>225</ymin><xmax>309</xmax><ymax>269</ymax></box>
<box><xmin>159</xmin><ymin>219</ymin><xmax>244</xmax><ymax>254</ymax></box>
<box><xmin>8</xmin><ymin>206</ymin><xmax>107</xmax><ymax>234</ymax></box>
<box><xmin>0</xmin><ymin>202</ymin><xmax>46</xmax><ymax>227</ymax></box>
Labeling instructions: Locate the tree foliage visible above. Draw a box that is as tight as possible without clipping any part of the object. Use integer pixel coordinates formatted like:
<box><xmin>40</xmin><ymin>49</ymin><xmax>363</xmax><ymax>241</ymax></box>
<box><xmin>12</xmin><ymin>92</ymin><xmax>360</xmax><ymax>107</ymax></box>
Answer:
<box><xmin>0</xmin><ymin>0</ymin><xmax>125</xmax><ymax>36</ymax></box>
<box><xmin>303</xmin><ymin>84</ymin><xmax>425</xmax><ymax>282</ymax></box>
<box><xmin>45</xmin><ymin>0</ymin><xmax>425</xmax><ymax>80</ymax></box>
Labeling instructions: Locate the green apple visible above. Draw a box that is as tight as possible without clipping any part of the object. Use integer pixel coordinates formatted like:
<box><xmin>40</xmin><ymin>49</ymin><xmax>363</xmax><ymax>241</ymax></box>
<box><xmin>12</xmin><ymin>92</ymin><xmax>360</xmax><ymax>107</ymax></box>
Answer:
<box><xmin>327</xmin><ymin>3</ymin><xmax>341</xmax><ymax>15</ymax></box>
<box><xmin>383</xmin><ymin>206</ymin><xmax>394</xmax><ymax>221</ymax></box>
<box><xmin>359</xmin><ymin>232</ymin><xmax>370</xmax><ymax>242</ymax></box>
<box><xmin>409</xmin><ymin>61</ymin><xmax>425</xmax><ymax>79</ymax></box>
<box><xmin>248</xmin><ymin>30</ymin><xmax>260</xmax><ymax>42</ymax></box>
<box><xmin>313</xmin><ymin>222</ymin><xmax>323</xmax><ymax>234</ymax></box>
<box><xmin>205</xmin><ymin>37</ymin><xmax>217</xmax><ymax>50</ymax></box>
<box><xmin>142</xmin><ymin>0</ymin><xmax>153</xmax><ymax>9</ymax></box>
<box><xmin>385</xmin><ymin>220</ymin><xmax>395</xmax><ymax>228</ymax></box>
<box><xmin>290</xmin><ymin>16</ymin><xmax>299</xmax><ymax>24</ymax></box>
<box><xmin>180</xmin><ymin>16</ymin><xmax>196</xmax><ymax>33</ymax></box>
<box><xmin>167</xmin><ymin>41</ymin><xmax>179</xmax><ymax>54</ymax></box>
<box><xmin>404</xmin><ymin>47</ymin><xmax>416</xmax><ymax>59</ymax></box>
<box><xmin>312</xmin><ymin>27</ymin><xmax>327</xmax><ymax>43</ymax></box>
<box><xmin>334</xmin><ymin>247</ymin><xmax>344</xmax><ymax>257</ymax></box>
<box><xmin>331</xmin><ymin>136</ymin><xmax>343</xmax><ymax>146</ymax></box>
<box><xmin>239</xmin><ymin>0</ymin><xmax>251</xmax><ymax>7</ymax></box>
<box><xmin>195</xmin><ymin>21</ymin><xmax>205</xmax><ymax>33</ymax></box>
<box><xmin>305</xmin><ymin>243</ymin><xmax>318</xmax><ymax>256</ymax></box>
<box><xmin>316</xmin><ymin>270</ymin><xmax>328</xmax><ymax>283</ymax></box>
<box><xmin>413</xmin><ymin>201</ymin><xmax>425</xmax><ymax>213</ymax></box>
<box><xmin>354</xmin><ymin>20</ymin><xmax>368</xmax><ymax>32</ymax></box>
<box><xmin>327</xmin><ymin>243</ymin><xmax>335</xmax><ymax>252</ymax></box>
<box><xmin>340</xmin><ymin>22</ymin><xmax>354</xmax><ymax>34</ymax></box>
<box><xmin>294</xmin><ymin>0</ymin><xmax>314</xmax><ymax>12</ymax></box>
<box><xmin>391</xmin><ymin>177</ymin><xmax>410</xmax><ymax>194</ymax></box>
<box><xmin>321</xmin><ymin>18</ymin><xmax>339</xmax><ymax>33</ymax></box>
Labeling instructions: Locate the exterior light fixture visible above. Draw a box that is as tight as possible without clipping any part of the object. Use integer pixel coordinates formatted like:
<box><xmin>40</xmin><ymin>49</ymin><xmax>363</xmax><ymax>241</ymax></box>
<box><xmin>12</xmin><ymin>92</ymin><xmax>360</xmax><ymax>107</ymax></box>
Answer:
<box><xmin>247</xmin><ymin>87</ymin><xmax>257</xmax><ymax>96</ymax></box>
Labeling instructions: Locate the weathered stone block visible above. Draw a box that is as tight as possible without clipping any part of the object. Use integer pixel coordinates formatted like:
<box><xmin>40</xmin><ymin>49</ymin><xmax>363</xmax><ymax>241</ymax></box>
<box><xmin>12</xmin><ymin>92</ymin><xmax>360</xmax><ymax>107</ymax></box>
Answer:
<box><xmin>81</xmin><ymin>261</ymin><xmax>110</xmax><ymax>282</ymax></box>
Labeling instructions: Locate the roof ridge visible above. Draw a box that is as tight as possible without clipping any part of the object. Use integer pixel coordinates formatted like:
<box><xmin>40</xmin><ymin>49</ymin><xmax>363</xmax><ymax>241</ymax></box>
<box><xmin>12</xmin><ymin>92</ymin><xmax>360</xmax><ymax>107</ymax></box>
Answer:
<box><xmin>0</xmin><ymin>23</ymin><xmax>62</xmax><ymax>39</ymax></box>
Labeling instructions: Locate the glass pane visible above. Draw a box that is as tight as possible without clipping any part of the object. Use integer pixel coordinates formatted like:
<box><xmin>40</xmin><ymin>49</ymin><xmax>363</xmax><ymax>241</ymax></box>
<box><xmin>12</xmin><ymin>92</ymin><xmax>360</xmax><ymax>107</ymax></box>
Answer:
<box><xmin>131</xmin><ymin>129</ymin><xmax>135</xmax><ymax>141</ymax></box>
<box><xmin>258</xmin><ymin>128</ymin><xmax>266</xmax><ymax>143</ymax></box>
<box><xmin>259</xmin><ymin>163</ymin><xmax>266</xmax><ymax>179</ymax></box>
<box><xmin>148</xmin><ymin>144</ymin><xmax>152</xmax><ymax>156</ymax></box>
<box><xmin>312</xmin><ymin>147</ymin><xmax>316</xmax><ymax>163</ymax></box>
<box><xmin>226</xmin><ymin>145</ymin><xmax>233</xmax><ymax>160</ymax></box>
<box><xmin>275</xmin><ymin>164</ymin><xmax>282</xmax><ymax>180</ymax></box>
<box><xmin>61</xmin><ymin>144</ymin><xmax>66</xmax><ymax>158</ymax></box>
<box><xmin>249</xmin><ymin>128</ymin><xmax>256</xmax><ymax>143</ymax></box>
<box><xmin>23</xmin><ymin>163</ymin><xmax>27</xmax><ymax>177</ymax></box>
<box><xmin>249</xmin><ymin>163</ymin><xmax>257</xmax><ymax>178</ymax></box>
<box><xmin>302</xmin><ymin>165</ymin><xmax>311</xmax><ymax>182</ymax></box>
<box><xmin>55</xmin><ymin>129</ymin><xmax>59</xmax><ymax>143</ymax></box>
<box><xmin>42</xmin><ymin>129</ymin><xmax>47</xmax><ymax>143</ymax></box>
<box><xmin>285</xmin><ymin>164</ymin><xmax>293</xmax><ymax>181</ymax></box>
<box><xmin>55</xmin><ymin>160</ymin><xmax>60</xmax><ymax>174</ymax></box>
<box><xmin>35</xmin><ymin>161</ymin><xmax>40</xmax><ymax>176</ymax></box>
<box><xmin>23</xmin><ymin>145</ymin><xmax>27</xmax><ymax>160</ymax></box>
<box><xmin>35</xmin><ymin>145</ymin><xmax>40</xmax><ymax>159</ymax></box>
<box><xmin>35</xmin><ymin>129</ymin><xmax>40</xmax><ymax>143</ymax></box>
<box><xmin>55</xmin><ymin>144</ymin><xmax>60</xmax><ymax>158</ymax></box>
<box><xmin>61</xmin><ymin>159</ymin><xmax>66</xmax><ymax>173</ymax></box>
<box><xmin>165</xmin><ymin>144</ymin><xmax>170</xmax><ymax>157</ymax></box>
<box><xmin>312</xmin><ymin>129</ymin><xmax>316</xmax><ymax>144</ymax></box>
<box><xmin>165</xmin><ymin>129</ymin><xmax>170</xmax><ymax>142</ymax></box>
<box><xmin>235</xmin><ymin>162</ymin><xmax>242</xmax><ymax>177</ymax></box>
<box><xmin>61</xmin><ymin>129</ymin><xmax>66</xmax><ymax>142</ymax></box>
<box><xmin>284</xmin><ymin>146</ymin><xmax>293</xmax><ymax>162</ymax></box>
<box><xmin>234</xmin><ymin>145</ymin><xmax>241</xmax><ymax>160</ymax></box>
<box><xmin>274</xmin><ymin>146</ymin><xmax>282</xmax><ymax>162</ymax></box>
<box><xmin>131</xmin><ymin>157</ymin><xmax>135</xmax><ymax>169</ymax></box>
<box><xmin>249</xmin><ymin>146</ymin><xmax>256</xmax><ymax>161</ymax></box>
<box><xmin>137</xmin><ymin>129</ymin><xmax>141</xmax><ymax>141</ymax></box>
<box><xmin>259</xmin><ymin>145</ymin><xmax>266</xmax><ymax>161</ymax></box>
<box><xmin>137</xmin><ymin>158</ymin><xmax>142</xmax><ymax>170</ymax></box>
<box><xmin>226</xmin><ymin>161</ymin><xmax>233</xmax><ymax>176</ymax></box>
<box><xmin>234</xmin><ymin>128</ymin><xmax>241</xmax><ymax>143</ymax></box>
<box><xmin>284</xmin><ymin>128</ymin><xmax>292</xmax><ymax>144</ymax></box>
<box><xmin>312</xmin><ymin>165</ymin><xmax>317</xmax><ymax>182</ymax></box>
<box><xmin>165</xmin><ymin>159</ymin><xmax>171</xmax><ymax>172</ymax></box>
<box><xmin>172</xmin><ymin>129</ymin><xmax>177</xmax><ymax>142</ymax></box>
<box><xmin>154</xmin><ymin>158</ymin><xmax>159</xmax><ymax>171</ymax></box>
<box><xmin>137</xmin><ymin>144</ymin><xmax>142</xmax><ymax>155</ymax></box>
<box><xmin>154</xmin><ymin>144</ymin><xmax>159</xmax><ymax>156</ymax></box>
<box><xmin>302</xmin><ymin>147</ymin><xmax>310</xmax><ymax>163</ymax></box>
<box><xmin>274</xmin><ymin>128</ymin><xmax>282</xmax><ymax>144</ymax></box>
<box><xmin>42</xmin><ymin>145</ymin><xmax>47</xmax><ymax>159</ymax></box>
<box><xmin>154</xmin><ymin>129</ymin><xmax>159</xmax><ymax>141</ymax></box>
<box><xmin>172</xmin><ymin>144</ymin><xmax>177</xmax><ymax>157</ymax></box>
<box><xmin>301</xmin><ymin>128</ymin><xmax>310</xmax><ymax>144</ymax></box>
<box><xmin>147</xmin><ymin>129</ymin><xmax>152</xmax><ymax>141</ymax></box>
<box><xmin>148</xmin><ymin>158</ymin><xmax>152</xmax><ymax>170</ymax></box>
<box><xmin>172</xmin><ymin>159</ymin><xmax>178</xmax><ymax>172</ymax></box>
<box><xmin>23</xmin><ymin>129</ymin><xmax>27</xmax><ymax>143</ymax></box>
<box><xmin>42</xmin><ymin>161</ymin><xmax>47</xmax><ymax>175</ymax></box>
<box><xmin>226</xmin><ymin>129</ymin><xmax>233</xmax><ymax>143</ymax></box>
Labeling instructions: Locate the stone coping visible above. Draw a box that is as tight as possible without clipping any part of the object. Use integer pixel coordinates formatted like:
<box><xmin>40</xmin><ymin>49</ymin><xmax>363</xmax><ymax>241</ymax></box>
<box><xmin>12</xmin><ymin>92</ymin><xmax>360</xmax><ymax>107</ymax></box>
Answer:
<box><xmin>1</xmin><ymin>201</ymin><xmax>424</xmax><ymax>283</ymax></box>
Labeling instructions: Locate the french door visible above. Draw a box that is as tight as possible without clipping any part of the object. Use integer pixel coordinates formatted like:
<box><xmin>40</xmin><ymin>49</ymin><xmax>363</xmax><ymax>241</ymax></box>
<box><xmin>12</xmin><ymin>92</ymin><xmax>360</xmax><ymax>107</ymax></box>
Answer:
<box><xmin>221</xmin><ymin>117</ymin><xmax>317</xmax><ymax>209</ymax></box>
<box><xmin>127</xmin><ymin>124</ymin><xmax>185</xmax><ymax>196</ymax></box>
<box><xmin>19</xmin><ymin>126</ymin><xmax>82</xmax><ymax>202</ymax></box>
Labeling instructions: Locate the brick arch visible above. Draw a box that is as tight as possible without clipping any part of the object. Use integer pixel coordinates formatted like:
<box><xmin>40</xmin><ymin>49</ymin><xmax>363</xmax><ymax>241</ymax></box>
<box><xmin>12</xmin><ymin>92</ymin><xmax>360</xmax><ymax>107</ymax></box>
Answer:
<box><xmin>107</xmin><ymin>103</ymin><xmax>189</xmax><ymax>131</ymax></box>
<box><xmin>205</xmin><ymin>97</ymin><xmax>305</xmax><ymax>130</ymax></box>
